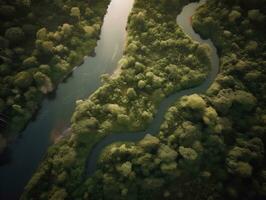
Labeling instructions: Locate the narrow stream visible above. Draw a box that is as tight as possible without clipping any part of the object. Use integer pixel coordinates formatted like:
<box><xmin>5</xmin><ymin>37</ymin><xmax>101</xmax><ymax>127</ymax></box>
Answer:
<box><xmin>0</xmin><ymin>0</ymin><xmax>134</xmax><ymax>199</ymax></box>
<box><xmin>86</xmin><ymin>0</ymin><xmax>219</xmax><ymax>176</ymax></box>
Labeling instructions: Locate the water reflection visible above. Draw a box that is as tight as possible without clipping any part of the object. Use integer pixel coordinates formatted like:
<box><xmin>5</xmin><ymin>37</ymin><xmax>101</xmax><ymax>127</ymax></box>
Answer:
<box><xmin>0</xmin><ymin>0</ymin><xmax>134</xmax><ymax>199</ymax></box>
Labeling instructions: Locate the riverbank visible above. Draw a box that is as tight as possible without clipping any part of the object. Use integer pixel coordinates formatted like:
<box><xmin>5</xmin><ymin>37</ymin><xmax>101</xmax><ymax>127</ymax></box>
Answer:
<box><xmin>21</xmin><ymin>0</ymin><xmax>212</xmax><ymax>199</ymax></box>
<box><xmin>0</xmin><ymin>0</ymin><xmax>135</xmax><ymax>199</ymax></box>
<box><xmin>0</xmin><ymin>0</ymin><xmax>111</xmax><ymax>153</ymax></box>
<box><xmin>87</xmin><ymin>0</ymin><xmax>266</xmax><ymax>199</ymax></box>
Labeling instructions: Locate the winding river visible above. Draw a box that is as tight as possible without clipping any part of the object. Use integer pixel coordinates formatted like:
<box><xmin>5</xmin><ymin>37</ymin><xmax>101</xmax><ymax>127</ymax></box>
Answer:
<box><xmin>0</xmin><ymin>0</ymin><xmax>219</xmax><ymax>199</ymax></box>
<box><xmin>0</xmin><ymin>0</ymin><xmax>134</xmax><ymax>199</ymax></box>
<box><xmin>86</xmin><ymin>0</ymin><xmax>219</xmax><ymax>176</ymax></box>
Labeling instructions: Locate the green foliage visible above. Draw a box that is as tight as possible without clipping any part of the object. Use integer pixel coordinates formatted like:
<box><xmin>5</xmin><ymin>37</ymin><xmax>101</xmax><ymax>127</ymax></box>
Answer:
<box><xmin>0</xmin><ymin>63</ymin><xmax>10</xmax><ymax>75</ymax></box>
<box><xmin>181</xmin><ymin>94</ymin><xmax>206</xmax><ymax>110</ymax></box>
<box><xmin>158</xmin><ymin>144</ymin><xmax>178</xmax><ymax>162</ymax></box>
<box><xmin>138</xmin><ymin>80</ymin><xmax>146</xmax><ymax>89</ymax></box>
<box><xmin>130</xmin><ymin>11</ymin><xmax>146</xmax><ymax>31</ymax></box>
<box><xmin>179</xmin><ymin>146</ymin><xmax>198</xmax><ymax>160</ymax></box>
<box><xmin>228</xmin><ymin>10</ymin><xmax>241</xmax><ymax>22</ymax></box>
<box><xmin>70</xmin><ymin>7</ymin><xmax>80</xmax><ymax>19</ymax></box>
<box><xmin>16</xmin><ymin>0</ymin><xmax>31</xmax><ymax>7</ymax></box>
<box><xmin>233</xmin><ymin>90</ymin><xmax>256</xmax><ymax>111</ymax></box>
<box><xmin>23</xmin><ymin>56</ymin><xmax>38</xmax><ymax>68</ymax></box>
<box><xmin>36</xmin><ymin>40</ymin><xmax>54</xmax><ymax>56</ymax></box>
<box><xmin>0</xmin><ymin>5</ymin><xmax>16</xmax><ymax>18</ymax></box>
<box><xmin>33</xmin><ymin>72</ymin><xmax>53</xmax><ymax>94</ymax></box>
<box><xmin>14</xmin><ymin>71</ymin><xmax>33</xmax><ymax>89</ymax></box>
<box><xmin>116</xmin><ymin>161</ymin><xmax>132</xmax><ymax>177</ymax></box>
<box><xmin>227</xmin><ymin>148</ymin><xmax>253</xmax><ymax>178</ymax></box>
<box><xmin>23</xmin><ymin>0</ymin><xmax>211</xmax><ymax>198</ymax></box>
<box><xmin>203</xmin><ymin>107</ymin><xmax>218</xmax><ymax>125</ymax></box>
<box><xmin>0</xmin><ymin>0</ymin><xmax>111</xmax><ymax>151</ymax></box>
<box><xmin>126</xmin><ymin>88</ymin><xmax>137</xmax><ymax>99</ymax></box>
<box><xmin>22</xmin><ymin>0</ymin><xmax>266</xmax><ymax>199</ymax></box>
<box><xmin>248</xmin><ymin>9</ymin><xmax>262</xmax><ymax>21</ymax></box>
<box><xmin>83</xmin><ymin>25</ymin><xmax>95</xmax><ymax>37</ymax></box>
<box><xmin>61</xmin><ymin>23</ymin><xmax>72</xmax><ymax>37</ymax></box>
<box><xmin>49</xmin><ymin>187</ymin><xmax>67</xmax><ymax>200</ymax></box>
<box><xmin>245</xmin><ymin>40</ymin><xmax>258</xmax><ymax>52</ymax></box>
<box><xmin>174</xmin><ymin>121</ymin><xmax>200</xmax><ymax>146</ymax></box>
<box><xmin>196</xmin><ymin>44</ymin><xmax>211</xmax><ymax>65</ymax></box>
<box><xmin>117</xmin><ymin>114</ymin><xmax>130</xmax><ymax>126</ymax></box>
<box><xmin>5</xmin><ymin>27</ymin><xmax>25</xmax><ymax>44</ymax></box>
<box><xmin>139</xmin><ymin>134</ymin><xmax>159</xmax><ymax>150</ymax></box>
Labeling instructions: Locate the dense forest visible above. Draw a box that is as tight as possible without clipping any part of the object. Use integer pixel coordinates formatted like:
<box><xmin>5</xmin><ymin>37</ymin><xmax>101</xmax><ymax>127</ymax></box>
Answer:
<box><xmin>1</xmin><ymin>0</ymin><xmax>266</xmax><ymax>199</ymax></box>
<box><xmin>94</xmin><ymin>0</ymin><xmax>266</xmax><ymax>199</ymax></box>
<box><xmin>0</xmin><ymin>0</ymin><xmax>110</xmax><ymax>153</ymax></box>
<box><xmin>22</xmin><ymin>0</ymin><xmax>212</xmax><ymax>198</ymax></box>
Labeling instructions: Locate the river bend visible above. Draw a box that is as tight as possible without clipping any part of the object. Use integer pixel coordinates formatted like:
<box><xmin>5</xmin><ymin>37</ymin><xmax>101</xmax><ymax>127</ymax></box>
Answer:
<box><xmin>86</xmin><ymin>0</ymin><xmax>219</xmax><ymax>176</ymax></box>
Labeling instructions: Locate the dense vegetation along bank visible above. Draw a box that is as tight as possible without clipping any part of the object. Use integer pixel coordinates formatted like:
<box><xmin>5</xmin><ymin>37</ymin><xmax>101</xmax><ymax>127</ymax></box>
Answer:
<box><xmin>89</xmin><ymin>0</ymin><xmax>266</xmax><ymax>199</ymax></box>
<box><xmin>85</xmin><ymin>0</ymin><xmax>219</xmax><ymax>176</ymax></box>
<box><xmin>22</xmin><ymin>0</ymin><xmax>212</xmax><ymax>199</ymax></box>
<box><xmin>0</xmin><ymin>0</ymin><xmax>133</xmax><ymax>199</ymax></box>
<box><xmin>0</xmin><ymin>0</ymin><xmax>110</xmax><ymax>152</ymax></box>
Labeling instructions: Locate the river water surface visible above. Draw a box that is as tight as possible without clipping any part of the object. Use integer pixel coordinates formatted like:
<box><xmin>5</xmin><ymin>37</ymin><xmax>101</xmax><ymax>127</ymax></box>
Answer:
<box><xmin>86</xmin><ymin>0</ymin><xmax>220</xmax><ymax>175</ymax></box>
<box><xmin>0</xmin><ymin>0</ymin><xmax>134</xmax><ymax>199</ymax></box>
